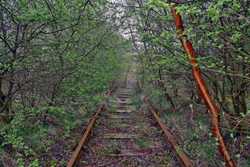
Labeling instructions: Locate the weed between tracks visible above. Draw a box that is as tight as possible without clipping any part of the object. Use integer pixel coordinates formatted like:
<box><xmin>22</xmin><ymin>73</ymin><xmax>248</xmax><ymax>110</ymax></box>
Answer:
<box><xmin>77</xmin><ymin>84</ymin><xmax>180</xmax><ymax>167</ymax></box>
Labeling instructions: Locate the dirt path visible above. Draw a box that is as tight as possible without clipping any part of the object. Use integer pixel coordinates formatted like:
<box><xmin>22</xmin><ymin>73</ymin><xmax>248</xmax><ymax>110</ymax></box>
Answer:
<box><xmin>77</xmin><ymin>72</ymin><xmax>179</xmax><ymax>167</ymax></box>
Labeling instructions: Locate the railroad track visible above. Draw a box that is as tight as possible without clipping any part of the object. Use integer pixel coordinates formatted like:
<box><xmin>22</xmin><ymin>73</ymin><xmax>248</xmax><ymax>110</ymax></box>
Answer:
<box><xmin>67</xmin><ymin>77</ymin><xmax>192</xmax><ymax>167</ymax></box>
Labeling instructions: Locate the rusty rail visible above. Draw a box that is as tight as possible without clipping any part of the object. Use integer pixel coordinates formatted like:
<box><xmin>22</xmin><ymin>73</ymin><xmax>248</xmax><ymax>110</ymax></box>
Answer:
<box><xmin>144</xmin><ymin>97</ymin><xmax>193</xmax><ymax>167</ymax></box>
<box><xmin>67</xmin><ymin>88</ymin><xmax>193</xmax><ymax>167</ymax></box>
<box><xmin>67</xmin><ymin>104</ymin><xmax>105</xmax><ymax>167</ymax></box>
<box><xmin>170</xmin><ymin>4</ymin><xmax>236</xmax><ymax>167</ymax></box>
<box><xmin>67</xmin><ymin>90</ymin><xmax>113</xmax><ymax>167</ymax></box>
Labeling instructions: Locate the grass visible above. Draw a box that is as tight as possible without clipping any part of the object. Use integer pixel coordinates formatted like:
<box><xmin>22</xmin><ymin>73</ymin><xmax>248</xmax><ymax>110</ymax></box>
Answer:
<box><xmin>135</xmin><ymin>137</ymin><xmax>152</xmax><ymax>149</ymax></box>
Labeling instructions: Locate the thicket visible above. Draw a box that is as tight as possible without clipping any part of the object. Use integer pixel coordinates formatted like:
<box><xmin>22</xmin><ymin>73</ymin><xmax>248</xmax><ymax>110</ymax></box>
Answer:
<box><xmin>0</xmin><ymin>0</ymin><xmax>249</xmax><ymax>166</ymax></box>
<box><xmin>0</xmin><ymin>0</ymin><xmax>130</xmax><ymax>166</ymax></box>
<box><xmin>127</xmin><ymin>0</ymin><xmax>250</xmax><ymax>166</ymax></box>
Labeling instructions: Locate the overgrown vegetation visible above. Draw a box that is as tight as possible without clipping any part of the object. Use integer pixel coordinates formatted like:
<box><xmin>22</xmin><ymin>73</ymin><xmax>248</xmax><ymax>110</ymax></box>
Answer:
<box><xmin>131</xmin><ymin>0</ymin><xmax>250</xmax><ymax>166</ymax></box>
<box><xmin>0</xmin><ymin>0</ymin><xmax>249</xmax><ymax>166</ymax></box>
<box><xmin>0</xmin><ymin>0</ymin><xmax>130</xmax><ymax>166</ymax></box>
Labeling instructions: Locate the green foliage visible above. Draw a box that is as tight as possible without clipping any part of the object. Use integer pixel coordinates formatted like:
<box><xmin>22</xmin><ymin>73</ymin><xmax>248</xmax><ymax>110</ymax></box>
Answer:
<box><xmin>28</xmin><ymin>159</ymin><xmax>40</xmax><ymax>167</ymax></box>
<box><xmin>0</xmin><ymin>1</ymin><xmax>130</xmax><ymax>165</ymax></box>
<box><xmin>133</xmin><ymin>0</ymin><xmax>250</xmax><ymax>165</ymax></box>
<box><xmin>147</xmin><ymin>0</ymin><xmax>169</xmax><ymax>9</ymax></box>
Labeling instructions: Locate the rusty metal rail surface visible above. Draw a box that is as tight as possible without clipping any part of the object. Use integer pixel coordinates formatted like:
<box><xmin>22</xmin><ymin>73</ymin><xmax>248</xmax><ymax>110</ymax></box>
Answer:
<box><xmin>67</xmin><ymin>104</ymin><xmax>106</xmax><ymax>167</ymax></box>
<box><xmin>144</xmin><ymin>97</ymin><xmax>193</xmax><ymax>167</ymax></box>
<box><xmin>67</xmin><ymin>88</ymin><xmax>192</xmax><ymax>167</ymax></box>
<box><xmin>67</xmin><ymin>90</ymin><xmax>113</xmax><ymax>167</ymax></box>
